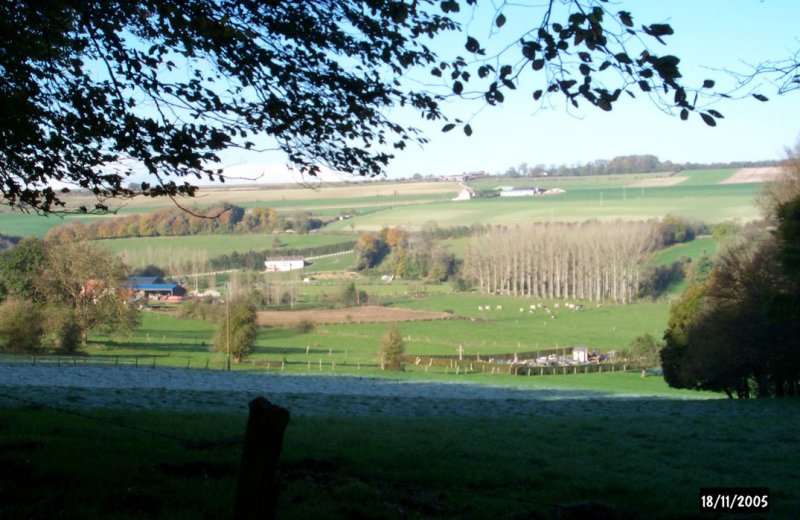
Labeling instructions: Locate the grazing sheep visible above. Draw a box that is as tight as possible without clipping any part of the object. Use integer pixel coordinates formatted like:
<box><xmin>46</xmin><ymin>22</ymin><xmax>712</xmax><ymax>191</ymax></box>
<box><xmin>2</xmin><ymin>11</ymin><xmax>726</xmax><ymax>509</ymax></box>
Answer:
<box><xmin>478</xmin><ymin>306</ymin><xmax>483</xmax><ymax>311</ymax></box>
<box><xmin>496</xmin><ymin>305</ymin><xmax>502</xmax><ymax>310</ymax></box>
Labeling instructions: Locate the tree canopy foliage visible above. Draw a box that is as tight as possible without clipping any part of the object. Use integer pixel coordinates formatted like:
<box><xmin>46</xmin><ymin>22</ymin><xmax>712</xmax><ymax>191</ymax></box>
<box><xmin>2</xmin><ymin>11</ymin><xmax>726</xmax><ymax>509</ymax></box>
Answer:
<box><xmin>2</xmin><ymin>0</ymin><xmax>724</xmax><ymax>213</ymax></box>
<box><xmin>661</xmin><ymin>151</ymin><xmax>800</xmax><ymax>398</ymax></box>
<box><xmin>0</xmin><ymin>238</ymin><xmax>138</xmax><ymax>350</ymax></box>
<box><xmin>214</xmin><ymin>297</ymin><xmax>258</xmax><ymax>363</ymax></box>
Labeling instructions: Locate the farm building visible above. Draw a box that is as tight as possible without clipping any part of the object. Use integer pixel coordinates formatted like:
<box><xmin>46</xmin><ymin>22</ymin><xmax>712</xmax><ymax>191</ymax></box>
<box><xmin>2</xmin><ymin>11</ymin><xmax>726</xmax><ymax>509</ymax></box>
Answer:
<box><xmin>127</xmin><ymin>277</ymin><xmax>186</xmax><ymax>301</ymax></box>
<box><xmin>498</xmin><ymin>187</ymin><xmax>546</xmax><ymax>197</ymax></box>
<box><xmin>265</xmin><ymin>256</ymin><xmax>305</xmax><ymax>272</ymax></box>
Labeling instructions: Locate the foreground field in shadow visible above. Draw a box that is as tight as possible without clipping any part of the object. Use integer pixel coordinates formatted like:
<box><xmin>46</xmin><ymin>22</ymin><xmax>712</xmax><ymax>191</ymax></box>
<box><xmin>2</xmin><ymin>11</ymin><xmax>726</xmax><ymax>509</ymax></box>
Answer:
<box><xmin>1</xmin><ymin>367</ymin><xmax>797</xmax><ymax>519</ymax></box>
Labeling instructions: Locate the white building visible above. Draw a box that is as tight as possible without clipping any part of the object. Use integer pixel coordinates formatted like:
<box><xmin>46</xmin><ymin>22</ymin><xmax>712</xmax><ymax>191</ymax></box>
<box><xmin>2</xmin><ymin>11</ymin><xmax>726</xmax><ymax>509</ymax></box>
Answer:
<box><xmin>572</xmin><ymin>346</ymin><xmax>588</xmax><ymax>363</ymax></box>
<box><xmin>499</xmin><ymin>187</ymin><xmax>545</xmax><ymax>197</ymax></box>
<box><xmin>264</xmin><ymin>256</ymin><xmax>305</xmax><ymax>272</ymax></box>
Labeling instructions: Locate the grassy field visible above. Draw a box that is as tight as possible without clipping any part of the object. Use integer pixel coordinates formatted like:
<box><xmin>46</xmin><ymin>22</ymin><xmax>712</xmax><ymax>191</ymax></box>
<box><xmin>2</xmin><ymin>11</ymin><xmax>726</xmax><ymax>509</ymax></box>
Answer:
<box><xmin>651</xmin><ymin>236</ymin><xmax>718</xmax><ymax>266</ymax></box>
<box><xmin>2</xmin><ymin>390</ymin><xmax>797</xmax><ymax>519</ymax></box>
<box><xmin>1</xmin><ymin>171</ymin><xmax>764</xmax><ymax>240</ymax></box>
<box><xmin>327</xmin><ymin>182</ymin><xmax>761</xmax><ymax>232</ymax></box>
<box><xmin>82</xmin><ymin>290</ymin><xmax>670</xmax><ymax>373</ymax></box>
<box><xmin>97</xmin><ymin>232</ymin><xmax>356</xmax><ymax>271</ymax></box>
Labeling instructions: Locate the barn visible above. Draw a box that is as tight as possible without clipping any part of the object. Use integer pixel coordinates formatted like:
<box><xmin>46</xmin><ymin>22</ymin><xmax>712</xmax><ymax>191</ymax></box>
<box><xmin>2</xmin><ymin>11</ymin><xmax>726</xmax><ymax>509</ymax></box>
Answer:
<box><xmin>127</xmin><ymin>277</ymin><xmax>187</xmax><ymax>301</ymax></box>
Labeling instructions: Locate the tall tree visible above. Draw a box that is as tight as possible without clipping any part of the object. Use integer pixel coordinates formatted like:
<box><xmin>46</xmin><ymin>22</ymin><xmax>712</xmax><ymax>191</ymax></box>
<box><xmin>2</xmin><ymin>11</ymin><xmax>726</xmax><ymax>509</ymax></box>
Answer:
<box><xmin>214</xmin><ymin>297</ymin><xmax>258</xmax><ymax>363</ymax></box>
<box><xmin>1</xmin><ymin>1</ymin><xmax>718</xmax><ymax>213</ymax></box>
<box><xmin>379</xmin><ymin>324</ymin><xmax>406</xmax><ymax>371</ymax></box>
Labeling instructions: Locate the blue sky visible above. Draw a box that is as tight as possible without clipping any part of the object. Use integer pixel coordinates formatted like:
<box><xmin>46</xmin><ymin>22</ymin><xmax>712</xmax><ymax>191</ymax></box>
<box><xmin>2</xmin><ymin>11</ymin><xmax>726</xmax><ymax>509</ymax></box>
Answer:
<box><xmin>218</xmin><ymin>1</ymin><xmax>800</xmax><ymax>183</ymax></box>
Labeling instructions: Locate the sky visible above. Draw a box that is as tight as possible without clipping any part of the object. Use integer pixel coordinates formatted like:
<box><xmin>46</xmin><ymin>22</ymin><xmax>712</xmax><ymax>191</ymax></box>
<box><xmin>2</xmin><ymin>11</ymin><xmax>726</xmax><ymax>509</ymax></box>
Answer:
<box><xmin>216</xmin><ymin>1</ymin><xmax>800</xmax><ymax>183</ymax></box>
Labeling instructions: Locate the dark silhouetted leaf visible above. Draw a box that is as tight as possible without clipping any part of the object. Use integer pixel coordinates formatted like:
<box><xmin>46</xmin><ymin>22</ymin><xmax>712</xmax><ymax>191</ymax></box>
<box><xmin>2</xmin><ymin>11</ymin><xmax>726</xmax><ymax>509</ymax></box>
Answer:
<box><xmin>495</xmin><ymin>13</ymin><xmax>506</xmax><ymax>27</ymax></box>
<box><xmin>618</xmin><ymin>11</ymin><xmax>633</xmax><ymax>27</ymax></box>
<box><xmin>466</xmin><ymin>36</ymin><xmax>480</xmax><ymax>53</ymax></box>
<box><xmin>700</xmin><ymin>113</ymin><xmax>716</xmax><ymax>127</ymax></box>
<box><xmin>644</xmin><ymin>23</ymin><xmax>674</xmax><ymax>37</ymax></box>
<box><xmin>440</xmin><ymin>0</ymin><xmax>460</xmax><ymax>13</ymax></box>
<box><xmin>533</xmin><ymin>90</ymin><xmax>543</xmax><ymax>101</ymax></box>
<box><xmin>702</xmin><ymin>79</ymin><xmax>715</xmax><ymax>89</ymax></box>
<box><xmin>753</xmin><ymin>93</ymin><xmax>769</xmax><ymax>102</ymax></box>
<box><xmin>442</xmin><ymin>123</ymin><xmax>456</xmax><ymax>132</ymax></box>
<box><xmin>464</xmin><ymin>124</ymin><xmax>473</xmax><ymax>136</ymax></box>
<box><xmin>707</xmin><ymin>109</ymin><xmax>723</xmax><ymax>118</ymax></box>
<box><xmin>615</xmin><ymin>53</ymin><xmax>632</xmax><ymax>64</ymax></box>
<box><xmin>453</xmin><ymin>81</ymin><xmax>463</xmax><ymax>95</ymax></box>
<box><xmin>680</xmin><ymin>108</ymin><xmax>689</xmax><ymax>121</ymax></box>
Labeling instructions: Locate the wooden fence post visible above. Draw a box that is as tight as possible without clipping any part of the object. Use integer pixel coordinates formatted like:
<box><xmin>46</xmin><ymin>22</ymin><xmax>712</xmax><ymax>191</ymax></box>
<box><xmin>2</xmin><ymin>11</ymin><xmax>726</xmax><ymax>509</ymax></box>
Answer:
<box><xmin>233</xmin><ymin>397</ymin><xmax>290</xmax><ymax>520</ymax></box>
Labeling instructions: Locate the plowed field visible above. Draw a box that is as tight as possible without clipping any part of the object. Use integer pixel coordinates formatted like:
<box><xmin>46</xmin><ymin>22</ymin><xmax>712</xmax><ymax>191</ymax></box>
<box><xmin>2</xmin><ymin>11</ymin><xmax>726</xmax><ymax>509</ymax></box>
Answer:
<box><xmin>257</xmin><ymin>305</ymin><xmax>454</xmax><ymax>326</ymax></box>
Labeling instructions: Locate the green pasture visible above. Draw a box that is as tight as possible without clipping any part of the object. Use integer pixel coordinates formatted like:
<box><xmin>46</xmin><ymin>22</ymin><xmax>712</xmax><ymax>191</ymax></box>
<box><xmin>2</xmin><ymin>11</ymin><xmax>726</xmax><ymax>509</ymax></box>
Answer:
<box><xmin>96</xmin><ymin>232</ymin><xmax>355</xmax><ymax>270</ymax></box>
<box><xmin>651</xmin><ymin>236</ymin><xmax>718</xmax><ymax>266</ymax></box>
<box><xmin>1</xmin><ymin>171</ymin><xmax>764</xmax><ymax>242</ymax></box>
<box><xmin>0</xmin><ymin>212</ymin><xmax>100</xmax><ymax>238</ymax></box>
<box><xmin>84</xmin><ymin>291</ymin><xmax>670</xmax><ymax>373</ymax></box>
<box><xmin>264</xmin><ymin>297</ymin><xmax>669</xmax><ymax>367</ymax></box>
<box><xmin>332</xmin><ymin>183</ymin><xmax>761</xmax><ymax>231</ymax></box>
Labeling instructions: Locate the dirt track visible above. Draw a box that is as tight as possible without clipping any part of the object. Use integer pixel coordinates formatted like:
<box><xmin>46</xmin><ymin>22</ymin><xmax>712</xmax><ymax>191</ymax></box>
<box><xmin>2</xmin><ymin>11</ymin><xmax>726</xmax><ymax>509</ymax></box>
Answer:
<box><xmin>721</xmin><ymin>167</ymin><xmax>786</xmax><ymax>184</ymax></box>
<box><xmin>257</xmin><ymin>305</ymin><xmax>454</xmax><ymax>326</ymax></box>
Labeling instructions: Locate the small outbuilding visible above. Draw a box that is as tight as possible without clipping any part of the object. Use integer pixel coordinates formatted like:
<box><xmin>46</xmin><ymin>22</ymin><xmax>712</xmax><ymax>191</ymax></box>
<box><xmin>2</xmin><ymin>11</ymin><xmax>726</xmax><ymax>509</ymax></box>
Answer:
<box><xmin>572</xmin><ymin>346</ymin><xmax>588</xmax><ymax>363</ymax></box>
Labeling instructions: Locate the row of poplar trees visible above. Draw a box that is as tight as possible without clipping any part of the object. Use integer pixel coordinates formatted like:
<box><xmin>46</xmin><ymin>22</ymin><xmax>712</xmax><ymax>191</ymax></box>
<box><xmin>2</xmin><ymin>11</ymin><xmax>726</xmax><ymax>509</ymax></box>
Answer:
<box><xmin>463</xmin><ymin>221</ymin><xmax>657</xmax><ymax>303</ymax></box>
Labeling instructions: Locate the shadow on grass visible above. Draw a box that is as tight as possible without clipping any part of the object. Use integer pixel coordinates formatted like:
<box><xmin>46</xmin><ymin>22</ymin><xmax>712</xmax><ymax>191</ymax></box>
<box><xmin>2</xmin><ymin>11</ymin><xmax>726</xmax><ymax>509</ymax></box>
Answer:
<box><xmin>90</xmin><ymin>340</ymin><xmax>211</xmax><ymax>353</ymax></box>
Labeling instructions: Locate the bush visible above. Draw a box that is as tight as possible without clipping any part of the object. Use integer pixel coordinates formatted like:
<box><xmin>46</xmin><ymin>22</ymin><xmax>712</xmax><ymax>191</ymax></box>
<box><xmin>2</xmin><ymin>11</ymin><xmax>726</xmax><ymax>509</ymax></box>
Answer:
<box><xmin>0</xmin><ymin>299</ymin><xmax>44</xmax><ymax>352</ymax></box>
<box><xmin>293</xmin><ymin>318</ymin><xmax>316</xmax><ymax>334</ymax></box>
<box><xmin>626</xmin><ymin>333</ymin><xmax>664</xmax><ymax>368</ymax></box>
<box><xmin>179</xmin><ymin>297</ymin><xmax>221</xmax><ymax>321</ymax></box>
<box><xmin>379</xmin><ymin>324</ymin><xmax>405</xmax><ymax>371</ymax></box>
<box><xmin>45</xmin><ymin>305</ymin><xmax>82</xmax><ymax>353</ymax></box>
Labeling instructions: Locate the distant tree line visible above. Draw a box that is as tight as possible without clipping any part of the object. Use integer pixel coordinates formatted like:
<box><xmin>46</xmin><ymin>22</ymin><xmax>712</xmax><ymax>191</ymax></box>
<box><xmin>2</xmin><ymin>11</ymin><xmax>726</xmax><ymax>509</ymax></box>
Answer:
<box><xmin>44</xmin><ymin>204</ymin><xmax>323</xmax><ymax>243</ymax></box>
<box><xmin>498</xmin><ymin>156</ymin><xmax>779</xmax><ymax>178</ymax></box>
<box><xmin>463</xmin><ymin>221</ymin><xmax>658</xmax><ymax>303</ymax></box>
<box><xmin>661</xmin><ymin>149</ymin><xmax>800</xmax><ymax>398</ymax></box>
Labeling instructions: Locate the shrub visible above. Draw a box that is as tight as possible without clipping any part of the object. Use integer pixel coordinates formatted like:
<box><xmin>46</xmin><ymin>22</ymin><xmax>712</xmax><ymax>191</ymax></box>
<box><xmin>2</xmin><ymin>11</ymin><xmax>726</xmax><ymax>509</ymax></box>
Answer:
<box><xmin>45</xmin><ymin>305</ymin><xmax>82</xmax><ymax>353</ymax></box>
<box><xmin>293</xmin><ymin>318</ymin><xmax>316</xmax><ymax>334</ymax></box>
<box><xmin>0</xmin><ymin>299</ymin><xmax>44</xmax><ymax>352</ymax></box>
